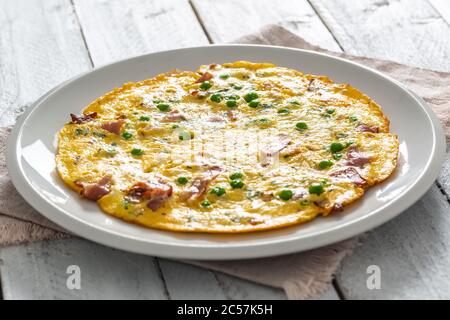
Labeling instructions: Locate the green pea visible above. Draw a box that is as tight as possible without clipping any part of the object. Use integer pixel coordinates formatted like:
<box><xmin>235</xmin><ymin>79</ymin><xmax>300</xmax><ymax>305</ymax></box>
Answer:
<box><xmin>244</xmin><ymin>92</ymin><xmax>258</xmax><ymax>102</ymax></box>
<box><xmin>309</xmin><ymin>183</ymin><xmax>324</xmax><ymax>195</ymax></box>
<box><xmin>177</xmin><ymin>177</ymin><xmax>189</xmax><ymax>185</ymax></box>
<box><xmin>278</xmin><ymin>189</ymin><xmax>293</xmax><ymax>201</ymax></box>
<box><xmin>131</xmin><ymin>148</ymin><xmax>144</xmax><ymax>156</ymax></box>
<box><xmin>318</xmin><ymin>160</ymin><xmax>333</xmax><ymax>170</ymax></box>
<box><xmin>248</xmin><ymin>100</ymin><xmax>260</xmax><ymax>108</ymax></box>
<box><xmin>230</xmin><ymin>180</ymin><xmax>244</xmax><ymax>189</ymax></box>
<box><xmin>295</xmin><ymin>122</ymin><xmax>308</xmax><ymax>130</ymax></box>
<box><xmin>330</xmin><ymin>142</ymin><xmax>345</xmax><ymax>153</ymax></box>
<box><xmin>199</xmin><ymin>81</ymin><xmax>212</xmax><ymax>90</ymax></box>
<box><xmin>210</xmin><ymin>93</ymin><xmax>223</xmax><ymax>103</ymax></box>
<box><xmin>178</xmin><ymin>131</ymin><xmax>192</xmax><ymax>141</ymax></box>
<box><xmin>156</xmin><ymin>104</ymin><xmax>171</xmax><ymax>112</ymax></box>
<box><xmin>139</xmin><ymin>116</ymin><xmax>150</xmax><ymax>121</ymax></box>
<box><xmin>121</xmin><ymin>131</ymin><xmax>133</xmax><ymax>140</ymax></box>
<box><xmin>201</xmin><ymin>200</ymin><xmax>211</xmax><ymax>207</ymax></box>
<box><xmin>226</xmin><ymin>100</ymin><xmax>237</xmax><ymax>108</ymax></box>
<box><xmin>229</xmin><ymin>172</ymin><xmax>243</xmax><ymax>180</ymax></box>
<box><xmin>210</xmin><ymin>186</ymin><xmax>226</xmax><ymax>197</ymax></box>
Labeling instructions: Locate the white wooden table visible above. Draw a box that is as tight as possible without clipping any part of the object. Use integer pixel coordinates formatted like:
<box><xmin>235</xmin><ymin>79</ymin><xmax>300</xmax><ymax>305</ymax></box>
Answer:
<box><xmin>0</xmin><ymin>0</ymin><xmax>449</xmax><ymax>300</ymax></box>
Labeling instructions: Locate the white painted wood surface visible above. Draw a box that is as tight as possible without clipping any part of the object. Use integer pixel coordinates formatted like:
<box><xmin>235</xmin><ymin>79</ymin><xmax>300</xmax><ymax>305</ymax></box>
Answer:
<box><xmin>0</xmin><ymin>0</ymin><xmax>449</xmax><ymax>300</ymax></box>
<box><xmin>308</xmin><ymin>0</ymin><xmax>450</xmax><ymax>299</ymax></box>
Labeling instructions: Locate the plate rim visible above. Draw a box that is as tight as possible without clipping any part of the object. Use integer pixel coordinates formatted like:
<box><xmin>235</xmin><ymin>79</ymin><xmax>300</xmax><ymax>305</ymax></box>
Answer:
<box><xmin>6</xmin><ymin>44</ymin><xmax>447</xmax><ymax>260</ymax></box>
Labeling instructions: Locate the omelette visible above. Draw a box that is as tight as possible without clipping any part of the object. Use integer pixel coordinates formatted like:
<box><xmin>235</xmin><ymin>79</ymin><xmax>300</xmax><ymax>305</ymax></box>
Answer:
<box><xmin>56</xmin><ymin>61</ymin><xmax>398</xmax><ymax>233</ymax></box>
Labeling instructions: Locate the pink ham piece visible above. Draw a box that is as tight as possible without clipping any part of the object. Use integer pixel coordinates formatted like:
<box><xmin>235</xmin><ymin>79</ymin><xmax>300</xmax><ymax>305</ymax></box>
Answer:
<box><xmin>70</xmin><ymin>112</ymin><xmax>97</xmax><ymax>124</ymax></box>
<box><xmin>180</xmin><ymin>166</ymin><xmax>221</xmax><ymax>203</ymax></box>
<box><xmin>127</xmin><ymin>181</ymin><xmax>173</xmax><ymax>211</ymax></box>
<box><xmin>101</xmin><ymin>119</ymin><xmax>124</xmax><ymax>135</ymax></box>
<box><xmin>331</xmin><ymin>167</ymin><xmax>366</xmax><ymax>187</ymax></box>
<box><xmin>345</xmin><ymin>147</ymin><xmax>372</xmax><ymax>168</ymax></box>
<box><xmin>161</xmin><ymin>110</ymin><xmax>187</xmax><ymax>122</ymax></box>
<box><xmin>195</xmin><ymin>72</ymin><xmax>213</xmax><ymax>83</ymax></box>
<box><xmin>78</xmin><ymin>176</ymin><xmax>111</xmax><ymax>201</ymax></box>
<box><xmin>357</xmin><ymin>125</ymin><xmax>379</xmax><ymax>133</ymax></box>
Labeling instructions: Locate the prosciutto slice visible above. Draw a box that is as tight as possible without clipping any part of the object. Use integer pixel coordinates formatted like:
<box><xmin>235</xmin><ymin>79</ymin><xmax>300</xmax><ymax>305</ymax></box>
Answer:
<box><xmin>101</xmin><ymin>119</ymin><xmax>124</xmax><ymax>135</ymax></box>
<box><xmin>77</xmin><ymin>176</ymin><xmax>111</xmax><ymax>201</ymax></box>
<box><xmin>331</xmin><ymin>167</ymin><xmax>366</xmax><ymax>187</ymax></box>
<box><xmin>70</xmin><ymin>112</ymin><xmax>97</xmax><ymax>124</ymax></box>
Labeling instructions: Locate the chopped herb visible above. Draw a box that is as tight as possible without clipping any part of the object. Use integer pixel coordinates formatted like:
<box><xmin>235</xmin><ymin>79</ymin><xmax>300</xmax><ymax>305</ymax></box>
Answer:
<box><xmin>289</xmin><ymin>100</ymin><xmax>301</xmax><ymax>105</ymax></box>
<box><xmin>278</xmin><ymin>189</ymin><xmax>293</xmax><ymax>201</ymax></box>
<box><xmin>248</xmin><ymin>100</ymin><xmax>260</xmax><ymax>108</ymax></box>
<box><xmin>309</xmin><ymin>183</ymin><xmax>324</xmax><ymax>195</ymax></box>
<box><xmin>230</xmin><ymin>180</ymin><xmax>244</xmax><ymax>189</ymax></box>
<box><xmin>172</xmin><ymin>124</ymin><xmax>180</xmax><ymax>129</ymax></box>
<box><xmin>139</xmin><ymin>116</ymin><xmax>150</xmax><ymax>121</ymax></box>
<box><xmin>330</xmin><ymin>142</ymin><xmax>345</xmax><ymax>153</ymax></box>
<box><xmin>318</xmin><ymin>160</ymin><xmax>333</xmax><ymax>170</ymax></box>
<box><xmin>277</xmin><ymin>108</ymin><xmax>290</xmax><ymax>115</ymax></box>
<box><xmin>131</xmin><ymin>148</ymin><xmax>144</xmax><ymax>156</ymax></box>
<box><xmin>93</xmin><ymin>131</ymin><xmax>106</xmax><ymax>138</ymax></box>
<box><xmin>229</xmin><ymin>172</ymin><xmax>243</xmax><ymax>180</ymax></box>
<box><xmin>153</xmin><ymin>99</ymin><xmax>162</xmax><ymax>104</ymax></box>
<box><xmin>226</xmin><ymin>100</ymin><xmax>237</xmax><ymax>108</ymax></box>
<box><xmin>345</xmin><ymin>141</ymin><xmax>354</xmax><ymax>147</ymax></box>
<box><xmin>201</xmin><ymin>200</ymin><xmax>211</xmax><ymax>207</ymax></box>
<box><xmin>156</xmin><ymin>104</ymin><xmax>171</xmax><ymax>112</ymax></box>
<box><xmin>326</xmin><ymin>108</ymin><xmax>335</xmax><ymax>114</ymax></box>
<box><xmin>300</xmin><ymin>200</ymin><xmax>310</xmax><ymax>206</ymax></box>
<box><xmin>199</xmin><ymin>81</ymin><xmax>212</xmax><ymax>90</ymax></box>
<box><xmin>177</xmin><ymin>177</ymin><xmax>189</xmax><ymax>185</ymax></box>
<box><xmin>231</xmin><ymin>84</ymin><xmax>244</xmax><ymax>90</ymax></box>
<box><xmin>219</xmin><ymin>74</ymin><xmax>230</xmax><ymax>80</ymax></box>
<box><xmin>75</xmin><ymin>128</ymin><xmax>89</xmax><ymax>136</ymax></box>
<box><xmin>122</xmin><ymin>198</ymin><xmax>130</xmax><ymax>210</ymax></box>
<box><xmin>333</xmin><ymin>153</ymin><xmax>343</xmax><ymax>160</ymax></box>
<box><xmin>122</xmin><ymin>131</ymin><xmax>133</xmax><ymax>140</ymax></box>
<box><xmin>244</xmin><ymin>92</ymin><xmax>258</xmax><ymax>102</ymax></box>
<box><xmin>295</xmin><ymin>122</ymin><xmax>308</xmax><ymax>130</ymax></box>
<box><xmin>210</xmin><ymin>186</ymin><xmax>226</xmax><ymax>197</ymax></box>
<box><xmin>348</xmin><ymin>115</ymin><xmax>358</xmax><ymax>122</ymax></box>
<box><xmin>210</xmin><ymin>93</ymin><xmax>223</xmax><ymax>103</ymax></box>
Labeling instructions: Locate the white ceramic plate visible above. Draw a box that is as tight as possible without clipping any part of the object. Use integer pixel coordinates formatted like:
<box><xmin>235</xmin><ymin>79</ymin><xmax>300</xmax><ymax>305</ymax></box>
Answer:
<box><xmin>7</xmin><ymin>45</ymin><xmax>446</xmax><ymax>260</ymax></box>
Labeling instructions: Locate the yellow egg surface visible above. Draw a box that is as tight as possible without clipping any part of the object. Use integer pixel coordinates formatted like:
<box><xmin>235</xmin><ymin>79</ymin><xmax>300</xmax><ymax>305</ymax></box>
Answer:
<box><xmin>56</xmin><ymin>61</ymin><xmax>399</xmax><ymax>233</ymax></box>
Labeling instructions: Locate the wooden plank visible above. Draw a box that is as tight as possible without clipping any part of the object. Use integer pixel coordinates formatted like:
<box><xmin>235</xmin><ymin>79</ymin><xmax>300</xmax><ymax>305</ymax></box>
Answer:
<box><xmin>191</xmin><ymin>0</ymin><xmax>342</xmax><ymax>51</ymax></box>
<box><xmin>309</xmin><ymin>0</ymin><xmax>450</xmax><ymax>299</ymax></box>
<box><xmin>0</xmin><ymin>0</ymin><xmax>91</xmax><ymax>126</ymax></box>
<box><xmin>429</xmin><ymin>0</ymin><xmax>450</xmax><ymax>24</ymax></box>
<box><xmin>309</xmin><ymin>0</ymin><xmax>450</xmax><ymax>71</ymax></box>
<box><xmin>336</xmin><ymin>186</ymin><xmax>450</xmax><ymax>299</ymax></box>
<box><xmin>72</xmin><ymin>0</ymin><xmax>209</xmax><ymax>65</ymax></box>
<box><xmin>0</xmin><ymin>238</ymin><xmax>168</xmax><ymax>299</ymax></box>
<box><xmin>159</xmin><ymin>259</ymin><xmax>287</xmax><ymax>299</ymax></box>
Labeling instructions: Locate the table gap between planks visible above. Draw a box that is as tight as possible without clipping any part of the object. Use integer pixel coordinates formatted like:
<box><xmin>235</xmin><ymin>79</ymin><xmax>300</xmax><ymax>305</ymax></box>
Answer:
<box><xmin>0</xmin><ymin>0</ymin><xmax>449</xmax><ymax>300</ymax></box>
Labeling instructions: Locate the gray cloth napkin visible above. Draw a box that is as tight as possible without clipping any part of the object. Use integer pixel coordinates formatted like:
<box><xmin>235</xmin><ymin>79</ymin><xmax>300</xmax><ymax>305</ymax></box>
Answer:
<box><xmin>1</xmin><ymin>25</ymin><xmax>449</xmax><ymax>300</ymax></box>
